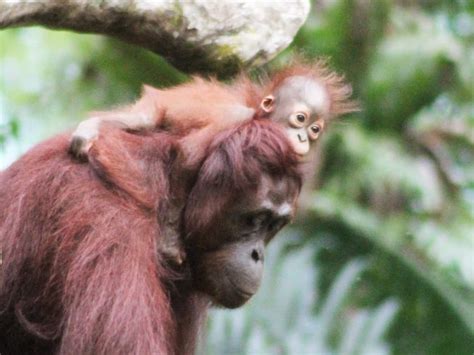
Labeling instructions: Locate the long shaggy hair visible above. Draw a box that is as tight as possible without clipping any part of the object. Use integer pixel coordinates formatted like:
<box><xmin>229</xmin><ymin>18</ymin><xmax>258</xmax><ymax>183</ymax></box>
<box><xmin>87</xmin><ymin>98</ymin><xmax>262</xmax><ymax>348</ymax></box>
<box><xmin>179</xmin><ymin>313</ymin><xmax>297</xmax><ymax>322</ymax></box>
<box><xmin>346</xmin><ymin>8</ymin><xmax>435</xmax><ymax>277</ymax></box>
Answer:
<box><xmin>0</xmin><ymin>118</ymin><xmax>302</xmax><ymax>355</ymax></box>
<box><xmin>185</xmin><ymin>118</ymin><xmax>302</xmax><ymax>237</ymax></box>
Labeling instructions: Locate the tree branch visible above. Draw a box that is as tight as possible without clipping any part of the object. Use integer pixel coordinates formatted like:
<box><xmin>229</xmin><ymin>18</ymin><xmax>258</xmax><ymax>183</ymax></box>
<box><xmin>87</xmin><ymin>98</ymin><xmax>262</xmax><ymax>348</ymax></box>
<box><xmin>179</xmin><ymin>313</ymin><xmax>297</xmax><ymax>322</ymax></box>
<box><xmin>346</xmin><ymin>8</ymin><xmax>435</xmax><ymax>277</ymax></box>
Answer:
<box><xmin>0</xmin><ymin>0</ymin><xmax>310</xmax><ymax>76</ymax></box>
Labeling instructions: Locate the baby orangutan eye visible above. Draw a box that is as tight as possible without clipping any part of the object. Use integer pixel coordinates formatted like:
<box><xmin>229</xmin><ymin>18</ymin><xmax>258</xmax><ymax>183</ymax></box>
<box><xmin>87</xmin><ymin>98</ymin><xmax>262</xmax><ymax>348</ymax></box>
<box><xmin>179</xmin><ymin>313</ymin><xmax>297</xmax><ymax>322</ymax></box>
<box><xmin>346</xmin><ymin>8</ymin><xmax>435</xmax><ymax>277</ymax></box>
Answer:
<box><xmin>308</xmin><ymin>124</ymin><xmax>322</xmax><ymax>140</ymax></box>
<box><xmin>296</xmin><ymin>113</ymin><xmax>306</xmax><ymax>123</ymax></box>
<box><xmin>289</xmin><ymin>112</ymin><xmax>308</xmax><ymax>128</ymax></box>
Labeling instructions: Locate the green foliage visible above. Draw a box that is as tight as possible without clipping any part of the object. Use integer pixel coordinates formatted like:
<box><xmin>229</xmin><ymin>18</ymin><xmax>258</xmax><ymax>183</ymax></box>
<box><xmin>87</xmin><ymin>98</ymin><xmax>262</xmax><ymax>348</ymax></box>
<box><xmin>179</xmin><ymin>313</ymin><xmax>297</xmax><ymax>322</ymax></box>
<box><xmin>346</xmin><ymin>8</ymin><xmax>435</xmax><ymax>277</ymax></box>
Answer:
<box><xmin>1</xmin><ymin>1</ymin><xmax>473</xmax><ymax>354</ymax></box>
<box><xmin>288</xmin><ymin>1</ymin><xmax>473</xmax><ymax>353</ymax></box>
<box><xmin>363</xmin><ymin>8</ymin><xmax>464</xmax><ymax>131</ymax></box>
<box><xmin>0</xmin><ymin>118</ymin><xmax>19</xmax><ymax>150</ymax></box>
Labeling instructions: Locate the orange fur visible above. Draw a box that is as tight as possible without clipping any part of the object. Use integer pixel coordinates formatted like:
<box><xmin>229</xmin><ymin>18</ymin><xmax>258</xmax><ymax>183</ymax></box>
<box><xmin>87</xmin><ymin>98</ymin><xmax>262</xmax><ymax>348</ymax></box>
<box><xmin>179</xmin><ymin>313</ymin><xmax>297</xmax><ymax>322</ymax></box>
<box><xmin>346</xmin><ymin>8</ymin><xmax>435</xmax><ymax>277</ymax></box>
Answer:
<box><xmin>72</xmin><ymin>60</ymin><xmax>356</xmax><ymax>166</ymax></box>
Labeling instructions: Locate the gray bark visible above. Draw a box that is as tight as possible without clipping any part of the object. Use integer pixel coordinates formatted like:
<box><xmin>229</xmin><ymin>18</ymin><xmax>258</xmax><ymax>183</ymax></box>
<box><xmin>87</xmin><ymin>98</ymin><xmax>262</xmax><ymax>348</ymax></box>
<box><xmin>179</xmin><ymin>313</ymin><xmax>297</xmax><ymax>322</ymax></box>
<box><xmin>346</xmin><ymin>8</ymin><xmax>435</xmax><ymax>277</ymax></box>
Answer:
<box><xmin>0</xmin><ymin>0</ymin><xmax>310</xmax><ymax>76</ymax></box>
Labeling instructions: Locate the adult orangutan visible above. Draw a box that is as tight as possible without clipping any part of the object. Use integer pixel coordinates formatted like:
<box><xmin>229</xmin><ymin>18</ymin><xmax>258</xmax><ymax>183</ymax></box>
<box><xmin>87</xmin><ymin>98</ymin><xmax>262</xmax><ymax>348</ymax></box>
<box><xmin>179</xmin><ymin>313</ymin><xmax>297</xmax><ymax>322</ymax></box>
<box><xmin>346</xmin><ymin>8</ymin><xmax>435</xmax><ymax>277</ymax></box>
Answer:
<box><xmin>0</xmin><ymin>118</ymin><xmax>302</xmax><ymax>354</ymax></box>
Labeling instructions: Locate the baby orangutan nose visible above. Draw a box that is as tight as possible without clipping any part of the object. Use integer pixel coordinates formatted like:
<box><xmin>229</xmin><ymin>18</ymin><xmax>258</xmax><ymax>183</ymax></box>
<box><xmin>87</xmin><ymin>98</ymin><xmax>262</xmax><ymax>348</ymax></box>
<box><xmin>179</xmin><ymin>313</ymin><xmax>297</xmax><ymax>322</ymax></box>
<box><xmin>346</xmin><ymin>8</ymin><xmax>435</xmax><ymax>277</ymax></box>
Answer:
<box><xmin>297</xmin><ymin>133</ymin><xmax>307</xmax><ymax>143</ymax></box>
<box><xmin>287</xmin><ymin>128</ymin><xmax>310</xmax><ymax>155</ymax></box>
<box><xmin>251</xmin><ymin>246</ymin><xmax>264</xmax><ymax>263</ymax></box>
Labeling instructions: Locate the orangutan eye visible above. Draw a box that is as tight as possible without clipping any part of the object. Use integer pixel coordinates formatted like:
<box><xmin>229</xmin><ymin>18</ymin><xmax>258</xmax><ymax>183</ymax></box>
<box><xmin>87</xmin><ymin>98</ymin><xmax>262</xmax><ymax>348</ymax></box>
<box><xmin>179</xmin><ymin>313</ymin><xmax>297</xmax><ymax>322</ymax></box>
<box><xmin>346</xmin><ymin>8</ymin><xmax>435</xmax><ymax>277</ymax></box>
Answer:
<box><xmin>308</xmin><ymin>124</ymin><xmax>322</xmax><ymax>140</ymax></box>
<box><xmin>289</xmin><ymin>112</ymin><xmax>308</xmax><ymax>128</ymax></box>
<box><xmin>296</xmin><ymin>113</ymin><xmax>306</xmax><ymax>123</ymax></box>
<box><xmin>244</xmin><ymin>212</ymin><xmax>267</xmax><ymax>228</ymax></box>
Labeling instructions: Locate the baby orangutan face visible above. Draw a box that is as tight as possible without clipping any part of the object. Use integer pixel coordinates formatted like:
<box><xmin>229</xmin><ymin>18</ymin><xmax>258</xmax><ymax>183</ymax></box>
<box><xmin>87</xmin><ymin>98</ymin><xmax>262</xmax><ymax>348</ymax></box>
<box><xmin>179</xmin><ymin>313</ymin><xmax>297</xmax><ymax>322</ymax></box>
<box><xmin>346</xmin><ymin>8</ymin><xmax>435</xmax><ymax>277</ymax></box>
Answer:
<box><xmin>261</xmin><ymin>76</ymin><xmax>329</xmax><ymax>156</ymax></box>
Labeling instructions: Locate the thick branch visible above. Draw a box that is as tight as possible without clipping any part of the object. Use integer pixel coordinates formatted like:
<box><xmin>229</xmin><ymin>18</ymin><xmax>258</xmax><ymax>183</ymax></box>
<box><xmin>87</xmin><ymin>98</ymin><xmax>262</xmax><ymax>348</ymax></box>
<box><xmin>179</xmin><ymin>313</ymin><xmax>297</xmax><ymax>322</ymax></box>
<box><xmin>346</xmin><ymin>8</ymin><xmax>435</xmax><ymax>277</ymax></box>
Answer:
<box><xmin>0</xmin><ymin>0</ymin><xmax>310</xmax><ymax>76</ymax></box>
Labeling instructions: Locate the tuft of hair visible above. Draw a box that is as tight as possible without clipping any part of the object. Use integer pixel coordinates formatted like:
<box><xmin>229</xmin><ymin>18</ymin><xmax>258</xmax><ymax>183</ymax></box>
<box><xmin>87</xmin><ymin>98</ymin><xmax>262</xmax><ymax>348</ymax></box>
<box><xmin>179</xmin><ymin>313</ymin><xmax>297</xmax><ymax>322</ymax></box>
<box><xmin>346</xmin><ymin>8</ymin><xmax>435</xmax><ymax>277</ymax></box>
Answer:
<box><xmin>264</xmin><ymin>57</ymin><xmax>359</xmax><ymax>119</ymax></box>
<box><xmin>184</xmin><ymin>119</ymin><xmax>303</xmax><ymax>236</ymax></box>
<box><xmin>231</xmin><ymin>73</ymin><xmax>264</xmax><ymax>109</ymax></box>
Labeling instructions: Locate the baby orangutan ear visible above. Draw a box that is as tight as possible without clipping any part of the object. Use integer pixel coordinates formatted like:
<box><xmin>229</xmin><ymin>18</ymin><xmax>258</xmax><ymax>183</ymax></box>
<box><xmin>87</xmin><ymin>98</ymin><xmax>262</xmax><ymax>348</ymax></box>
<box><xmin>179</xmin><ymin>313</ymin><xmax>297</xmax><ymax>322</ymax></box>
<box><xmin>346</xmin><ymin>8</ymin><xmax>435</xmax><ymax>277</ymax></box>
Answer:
<box><xmin>260</xmin><ymin>95</ymin><xmax>275</xmax><ymax>113</ymax></box>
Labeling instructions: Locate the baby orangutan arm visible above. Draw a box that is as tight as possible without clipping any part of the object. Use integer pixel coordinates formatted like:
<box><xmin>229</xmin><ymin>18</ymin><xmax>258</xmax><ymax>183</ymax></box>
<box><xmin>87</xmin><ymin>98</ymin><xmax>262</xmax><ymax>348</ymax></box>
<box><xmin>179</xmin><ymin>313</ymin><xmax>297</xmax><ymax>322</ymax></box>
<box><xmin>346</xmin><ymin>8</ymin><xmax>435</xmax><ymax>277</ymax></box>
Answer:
<box><xmin>69</xmin><ymin>80</ymin><xmax>257</xmax><ymax>160</ymax></box>
<box><xmin>70</xmin><ymin>86</ymin><xmax>165</xmax><ymax>159</ymax></box>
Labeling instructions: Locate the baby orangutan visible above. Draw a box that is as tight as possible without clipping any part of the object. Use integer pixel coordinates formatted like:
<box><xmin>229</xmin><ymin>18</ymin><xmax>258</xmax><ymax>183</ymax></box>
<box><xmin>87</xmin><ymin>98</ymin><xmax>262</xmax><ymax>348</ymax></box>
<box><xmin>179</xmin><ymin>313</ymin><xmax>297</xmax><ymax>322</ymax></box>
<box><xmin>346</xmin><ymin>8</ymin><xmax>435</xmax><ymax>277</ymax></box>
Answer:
<box><xmin>69</xmin><ymin>60</ymin><xmax>356</xmax><ymax>264</ymax></box>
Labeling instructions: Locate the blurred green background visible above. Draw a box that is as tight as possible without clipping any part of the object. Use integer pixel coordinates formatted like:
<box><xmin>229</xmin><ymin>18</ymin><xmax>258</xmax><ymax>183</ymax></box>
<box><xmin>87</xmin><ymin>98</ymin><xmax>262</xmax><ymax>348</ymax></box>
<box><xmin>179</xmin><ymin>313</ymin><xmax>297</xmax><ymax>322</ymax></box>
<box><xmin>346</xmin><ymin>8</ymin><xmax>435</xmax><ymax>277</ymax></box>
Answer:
<box><xmin>1</xmin><ymin>0</ymin><xmax>473</xmax><ymax>354</ymax></box>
